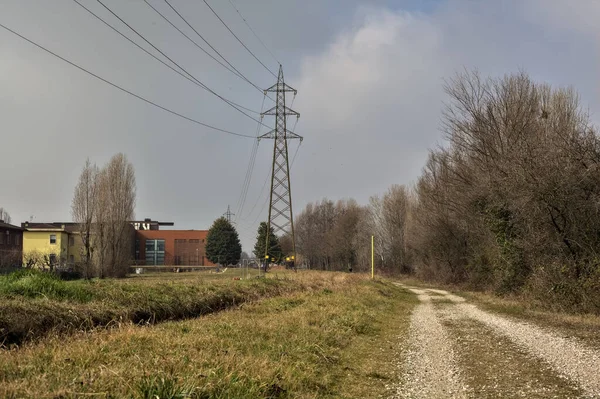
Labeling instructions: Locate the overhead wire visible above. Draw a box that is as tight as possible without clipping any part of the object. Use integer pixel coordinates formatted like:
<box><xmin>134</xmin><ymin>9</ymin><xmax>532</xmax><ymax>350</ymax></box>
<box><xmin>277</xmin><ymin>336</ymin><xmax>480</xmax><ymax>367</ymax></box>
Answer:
<box><xmin>94</xmin><ymin>0</ymin><xmax>269</xmax><ymax>125</ymax></box>
<box><xmin>227</xmin><ymin>0</ymin><xmax>280</xmax><ymax>65</ymax></box>
<box><xmin>202</xmin><ymin>0</ymin><xmax>277</xmax><ymax>78</ymax></box>
<box><xmin>71</xmin><ymin>0</ymin><xmax>258</xmax><ymax>116</ymax></box>
<box><xmin>144</xmin><ymin>0</ymin><xmax>265</xmax><ymax>95</ymax></box>
<box><xmin>0</xmin><ymin>21</ymin><xmax>254</xmax><ymax>138</ymax></box>
<box><xmin>235</xmin><ymin>95</ymin><xmax>266</xmax><ymax>222</ymax></box>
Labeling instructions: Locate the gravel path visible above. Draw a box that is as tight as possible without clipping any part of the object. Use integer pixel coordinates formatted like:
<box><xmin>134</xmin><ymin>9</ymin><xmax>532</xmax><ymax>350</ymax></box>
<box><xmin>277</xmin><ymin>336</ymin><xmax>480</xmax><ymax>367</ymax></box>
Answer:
<box><xmin>393</xmin><ymin>284</ymin><xmax>600</xmax><ymax>398</ymax></box>
<box><xmin>457</xmin><ymin>302</ymin><xmax>600</xmax><ymax>397</ymax></box>
<box><xmin>393</xmin><ymin>288</ymin><xmax>466</xmax><ymax>399</ymax></box>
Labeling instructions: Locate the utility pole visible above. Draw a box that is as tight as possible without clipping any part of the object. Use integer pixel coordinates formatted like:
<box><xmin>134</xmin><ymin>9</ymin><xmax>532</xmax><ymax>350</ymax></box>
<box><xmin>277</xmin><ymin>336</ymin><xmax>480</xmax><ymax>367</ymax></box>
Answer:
<box><xmin>260</xmin><ymin>65</ymin><xmax>302</xmax><ymax>268</ymax></box>
<box><xmin>223</xmin><ymin>205</ymin><xmax>235</xmax><ymax>223</ymax></box>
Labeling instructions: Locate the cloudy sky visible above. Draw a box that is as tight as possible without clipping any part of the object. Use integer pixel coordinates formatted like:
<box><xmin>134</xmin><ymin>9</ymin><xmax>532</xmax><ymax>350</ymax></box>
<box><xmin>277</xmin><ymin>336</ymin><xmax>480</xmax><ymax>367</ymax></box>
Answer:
<box><xmin>1</xmin><ymin>0</ymin><xmax>599</xmax><ymax>251</ymax></box>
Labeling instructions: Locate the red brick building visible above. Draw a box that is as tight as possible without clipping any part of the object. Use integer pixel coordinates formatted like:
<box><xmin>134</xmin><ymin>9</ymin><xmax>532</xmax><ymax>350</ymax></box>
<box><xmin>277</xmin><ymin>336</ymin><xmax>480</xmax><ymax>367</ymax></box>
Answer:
<box><xmin>0</xmin><ymin>221</ymin><xmax>23</xmax><ymax>267</ymax></box>
<box><xmin>135</xmin><ymin>229</ymin><xmax>215</xmax><ymax>266</ymax></box>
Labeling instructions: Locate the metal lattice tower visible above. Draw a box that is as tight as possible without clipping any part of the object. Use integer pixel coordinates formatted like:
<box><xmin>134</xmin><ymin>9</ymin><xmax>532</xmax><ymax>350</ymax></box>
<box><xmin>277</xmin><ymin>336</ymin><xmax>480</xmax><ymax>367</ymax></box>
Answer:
<box><xmin>259</xmin><ymin>65</ymin><xmax>302</xmax><ymax>261</ymax></box>
<box><xmin>223</xmin><ymin>205</ymin><xmax>235</xmax><ymax>223</ymax></box>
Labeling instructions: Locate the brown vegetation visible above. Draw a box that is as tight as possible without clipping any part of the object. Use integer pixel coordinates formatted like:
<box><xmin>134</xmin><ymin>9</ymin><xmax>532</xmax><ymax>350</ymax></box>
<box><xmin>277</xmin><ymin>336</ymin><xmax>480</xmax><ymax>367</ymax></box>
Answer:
<box><xmin>71</xmin><ymin>153</ymin><xmax>136</xmax><ymax>278</ymax></box>
<box><xmin>295</xmin><ymin>71</ymin><xmax>600</xmax><ymax>313</ymax></box>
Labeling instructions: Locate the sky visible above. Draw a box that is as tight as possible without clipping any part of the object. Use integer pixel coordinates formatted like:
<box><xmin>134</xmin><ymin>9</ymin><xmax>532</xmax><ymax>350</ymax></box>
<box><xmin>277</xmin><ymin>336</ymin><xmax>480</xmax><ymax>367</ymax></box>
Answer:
<box><xmin>1</xmin><ymin>0</ymin><xmax>599</xmax><ymax>252</ymax></box>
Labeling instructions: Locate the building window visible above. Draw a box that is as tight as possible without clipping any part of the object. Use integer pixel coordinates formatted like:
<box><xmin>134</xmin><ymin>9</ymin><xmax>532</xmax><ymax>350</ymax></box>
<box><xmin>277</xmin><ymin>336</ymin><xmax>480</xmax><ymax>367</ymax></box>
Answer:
<box><xmin>69</xmin><ymin>236</ymin><xmax>75</xmax><ymax>246</ymax></box>
<box><xmin>189</xmin><ymin>239</ymin><xmax>200</xmax><ymax>244</ymax></box>
<box><xmin>50</xmin><ymin>234</ymin><xmax>57</xmax><ymax>244</ymax></box>
<box><xmin>69</xmin><ymin>255</ymin><xmax>74</xmax><ymax>264</ymax></box>
<box><xmin>145</xmin><ymin>239</ymin><xmax>165</xmax><ymax>266</ymax></box>
<box><xmin>49</xmin><ymin>254</ymin><xmax>57</xmax><ymax>266</ymax></box>
<box><xmin>0</xmin><ymin>233</ymin><xmax>4</xmax><ymax>245</ymax></box>
<box><xmin>15</xmin><ymin>235</ymin><xmax>20</xmax><ymax>246</ymax></box>
<box><xmin>175</xmin><ymin>239</ymin><xmax>187</xmax><ymax>244</ymax></box>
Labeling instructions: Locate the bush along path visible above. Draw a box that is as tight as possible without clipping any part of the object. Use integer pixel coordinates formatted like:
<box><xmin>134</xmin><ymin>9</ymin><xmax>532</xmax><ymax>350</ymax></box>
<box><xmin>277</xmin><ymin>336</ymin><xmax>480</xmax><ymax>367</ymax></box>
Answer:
<box><xmin>0</xmin><ymin>270</ymin><xmax>308</xmax><ymax>347</ymax></box>
<box><xmin>392</xmin><ymin>284</ymin><xmax>600</xmax><ymax>398</ymax></box>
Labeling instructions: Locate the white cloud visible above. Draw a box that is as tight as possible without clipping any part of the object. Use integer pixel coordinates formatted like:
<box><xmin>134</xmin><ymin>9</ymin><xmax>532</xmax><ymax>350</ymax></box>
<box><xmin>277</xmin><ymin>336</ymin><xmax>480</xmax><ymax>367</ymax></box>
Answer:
<box><xmin>290</xmin><ymin>1</ymin><xmax>600</xmax><ymax>208</ymax></box>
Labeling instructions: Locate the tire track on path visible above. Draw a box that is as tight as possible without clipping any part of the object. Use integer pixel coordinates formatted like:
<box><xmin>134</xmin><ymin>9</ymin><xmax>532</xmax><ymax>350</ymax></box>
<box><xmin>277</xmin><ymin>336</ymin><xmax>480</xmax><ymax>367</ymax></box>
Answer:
<box><xmin>392</xmin><ymin>288</ymin><xmax>466</xmax><ymax>399</ymax></box>
<box><xmin>394</xmin><ymin>283</ymin><xmax>600</xmax><ymax>398</ymax></box>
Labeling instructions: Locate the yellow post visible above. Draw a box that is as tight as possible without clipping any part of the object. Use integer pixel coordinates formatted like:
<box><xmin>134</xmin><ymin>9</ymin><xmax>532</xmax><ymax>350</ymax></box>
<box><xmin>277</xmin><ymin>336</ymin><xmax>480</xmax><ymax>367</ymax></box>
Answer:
<box><xmin>371</xmin><ymin>235</ymin><xmax>374</xmax><ymax>279</ymax></box>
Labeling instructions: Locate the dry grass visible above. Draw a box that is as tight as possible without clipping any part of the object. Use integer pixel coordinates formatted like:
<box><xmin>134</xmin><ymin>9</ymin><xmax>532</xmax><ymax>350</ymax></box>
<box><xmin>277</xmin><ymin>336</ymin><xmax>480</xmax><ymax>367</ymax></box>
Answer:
<box><xmin>0</xmin><ymin>272</ymin><xmax>416</xmax><ymax>398</ymax></box>
<box><xmin>0</xmin><ymin>269</ymin><xmax>319</xmax><ymax>347</ymax></box>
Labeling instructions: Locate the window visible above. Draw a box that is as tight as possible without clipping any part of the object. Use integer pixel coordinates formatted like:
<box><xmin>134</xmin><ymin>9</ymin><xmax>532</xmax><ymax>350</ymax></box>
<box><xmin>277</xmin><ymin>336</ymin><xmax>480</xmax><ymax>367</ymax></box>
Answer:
<box><xmin>14</xmin><ymin>235</ymin><xmax>20</xmax><ymax>246</ymax></box>
<box><xmin>0</xmin><ymin>233</ymin><xmax>4</xmax><ymax>245</ymax></box>
<box><xmin>49</xmin><ymin>254</ymin><xmax>57</xmax><ymax>266</ymax></box>
<box><xmin>175</xmin><ymin>239</ymin><xmax>187</xmax><ymax>244</ymax></box>
<box><xmin>189</xmin><ymin>239</ymin><xmax>200</xmax><ymax>244</ymax></box>
<box><xmin>50</xmin><ymin>234</ymin><xmax>57</xmax><ymax>244</ymax></box>
<box><xmin>69</xmin><ymin>255</ymin><xmax>74</xmax><ymax>264</ymax></box>
<box><xmin>145</xmin><ymin>239</ymin><xmax>166</xmax><ymax>266</ymax></box>
<box><xmin>69</xmin><ymin>236</ymin><xmax>75</xmax><ymax>246</ymax></box>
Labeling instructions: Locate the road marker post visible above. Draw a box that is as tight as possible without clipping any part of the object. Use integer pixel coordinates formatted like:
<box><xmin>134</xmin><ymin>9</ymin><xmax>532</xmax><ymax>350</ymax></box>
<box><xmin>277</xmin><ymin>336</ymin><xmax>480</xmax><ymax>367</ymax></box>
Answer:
<box><xmin>371</xmin><ymin>235</ymin><xmax>374</xmax><ymax>280</ymax></box>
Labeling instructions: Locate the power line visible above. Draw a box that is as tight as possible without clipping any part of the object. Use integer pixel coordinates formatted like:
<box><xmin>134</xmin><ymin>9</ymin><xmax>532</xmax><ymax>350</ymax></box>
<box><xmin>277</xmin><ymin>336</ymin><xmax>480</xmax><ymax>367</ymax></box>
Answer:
<box><xmin>143</xmin><ymin>0</ymin><xmax>264</xmax><ymax>95</ymax></box>
<box><xmin>95</xmin><ymin>0</ymin><xmax>267</xmax><ymax>124</ymax></box>
<box><xmin>202</xmin><ymin>0</ymin><xmax>277</xmax><ymax>78</ymax></box>
<box><xmin>227</xmin><ymin>0</ymin><xmax>280</xmax><ymax>65</ymax></box>
<box><xmin>235</xmin><ymin>95</ymin><xmax>267</xmax><ymax>222</ymax></box>
<box><xmin>0</xmin><ymin>21</ymin><xmax>254</xmax><ymax>139</ymax></box>
<box><xmin>71</xmin><ymin>0</ymin><xmax>257</xmax><ymax>116</ymax></box>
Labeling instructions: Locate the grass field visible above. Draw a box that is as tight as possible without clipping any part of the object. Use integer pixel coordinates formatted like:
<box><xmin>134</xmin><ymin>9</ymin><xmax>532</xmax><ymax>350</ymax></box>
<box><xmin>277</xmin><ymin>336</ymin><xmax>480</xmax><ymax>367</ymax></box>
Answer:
<box><xmin>0</xmin><ymin>271</ymin><xmax>416</xmax><ymax>398</ymax></box>
<box><xmin>0</xmin><ymin>268</ymin><xmax>307</xmax><ymax>347</ymax></box>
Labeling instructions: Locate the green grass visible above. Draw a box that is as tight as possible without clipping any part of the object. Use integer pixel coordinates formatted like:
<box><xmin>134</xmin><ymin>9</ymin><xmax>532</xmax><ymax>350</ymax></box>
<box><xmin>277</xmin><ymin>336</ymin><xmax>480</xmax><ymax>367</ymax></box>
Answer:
<box><xmin>0</xmin><ymin>269</ymin><xmax>93</xmax><ymax>302</ymax></box>
<box><xmin>0</xmin><ymin>274</ymin><xmax>417</xmax><ymax>398</ymax></box>
<box><xmin>0</xmin><ymin>269</ymin><xmax>310</xmax><ymax>347</ymax></box>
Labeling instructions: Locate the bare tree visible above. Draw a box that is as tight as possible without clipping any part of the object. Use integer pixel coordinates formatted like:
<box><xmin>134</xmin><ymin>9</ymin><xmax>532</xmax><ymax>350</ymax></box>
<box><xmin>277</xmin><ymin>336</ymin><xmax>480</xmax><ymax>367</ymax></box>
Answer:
<box><xmin>71</xmin><ymin>154</ymin><xmax>136</xmax><ymax>278</ymax></box>
<box><xmin>71</xmin><ymin>159</ymin><xmax>99</xmax><ymax>278</ymax></box>
<box><xmin>94</xmin><ymin>153</ymin><xmax>136</xmax><ymax>278</ymax></box>
<box><xmin>0</xmin><ymin>207</ymin><xmax>11</xmax><ymax>224</ymax></box>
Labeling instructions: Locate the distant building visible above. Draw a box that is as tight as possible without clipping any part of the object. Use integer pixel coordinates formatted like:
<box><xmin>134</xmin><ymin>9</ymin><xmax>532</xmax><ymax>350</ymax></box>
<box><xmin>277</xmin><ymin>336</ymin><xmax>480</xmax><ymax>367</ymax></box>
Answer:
<box><xmin>20</xmin><ymin>218</ymin><xmax>213</xmax><ymax>268</ymax></box>
<box><xmin>0</xmin><ymin>221</ymin><xmax>24</xmax><ymax>268</ymax></box>
<box><xmin>21</xmin><ymin>222</ymin><xmax>84</xmax><ymax>267</ymax></box>
<box><xmin>135</xmin><ymin>229</ymin><xmax>214</xmax><ymax>266</ymax></box>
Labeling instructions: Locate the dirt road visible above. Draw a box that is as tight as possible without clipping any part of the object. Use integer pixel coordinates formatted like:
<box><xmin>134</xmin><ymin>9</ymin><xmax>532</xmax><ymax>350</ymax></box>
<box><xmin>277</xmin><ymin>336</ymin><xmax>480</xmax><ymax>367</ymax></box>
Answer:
<box><xmin>392</xmin><ymin>284</ymin><xmax>600</xmax><ymax>399</ymax></box>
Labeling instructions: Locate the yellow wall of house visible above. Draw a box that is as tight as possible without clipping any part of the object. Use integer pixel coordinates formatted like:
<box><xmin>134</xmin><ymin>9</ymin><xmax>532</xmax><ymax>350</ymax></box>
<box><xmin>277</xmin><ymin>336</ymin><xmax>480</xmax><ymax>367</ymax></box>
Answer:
<box><xmin>67</xmin><ymin>234</ymin><xmax>85</xmax><ymax>263</ymax></box>
<box><xmin>22</xmin><ymin>231</ymin><xmax>69</xmax><ymax>266</ymax></box>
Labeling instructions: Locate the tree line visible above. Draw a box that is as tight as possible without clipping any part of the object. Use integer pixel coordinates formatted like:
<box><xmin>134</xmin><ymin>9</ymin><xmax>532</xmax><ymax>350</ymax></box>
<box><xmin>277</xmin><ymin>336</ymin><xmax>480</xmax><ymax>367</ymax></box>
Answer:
<box><xmin>295</xmin><ymin>71</ymin><xmax>600</xmax><ymax>313</ymax></box>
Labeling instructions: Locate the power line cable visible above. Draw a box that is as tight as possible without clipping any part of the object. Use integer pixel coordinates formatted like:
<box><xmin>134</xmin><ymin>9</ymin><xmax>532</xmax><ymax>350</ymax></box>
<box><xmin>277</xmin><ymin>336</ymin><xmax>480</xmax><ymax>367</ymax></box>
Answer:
<box><xmin>95</xmin><ymin>0</ymin><xmax>268</xmax><ymax>123</ymax></box>
<box><xmin>235</xmin><ymin>95</ymin><xmax>267</xmax><ymax>222</ymax></box>
<box><xmin>71</xmin><ymin>0</ymin><xmax>257</xmax><ymax>116</ymax></box>
<box><xmin>143</xmin><ymin>0</ymin><xmax>265</xmax><ymax>95</ymax></box>
<box><xmin>0</xmin><ymin>21</ymin><xmax>254</xmax><ymax>138</ymax></box>
<box><xmin>227</xmin><ymin>0</ymin><xmax>280</xmax><ymax>65</ymax></box>
<box><xmin>202</xmin><ymin>0</ymin><xmax>277</xmax><ymax>78</ymax></box>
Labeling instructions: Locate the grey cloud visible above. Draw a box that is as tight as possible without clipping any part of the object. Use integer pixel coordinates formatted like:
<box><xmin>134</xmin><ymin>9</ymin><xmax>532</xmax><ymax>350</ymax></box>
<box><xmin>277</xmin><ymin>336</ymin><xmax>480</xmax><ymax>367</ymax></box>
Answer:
<box><xmin>1</xmin><ymin>0</ymin><xmax>598</xmax><ymax>251</ymax></box>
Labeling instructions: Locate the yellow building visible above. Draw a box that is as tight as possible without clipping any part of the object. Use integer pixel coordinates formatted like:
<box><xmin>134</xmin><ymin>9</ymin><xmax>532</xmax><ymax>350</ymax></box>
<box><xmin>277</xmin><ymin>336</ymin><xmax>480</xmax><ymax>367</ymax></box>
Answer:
<box><xmin>21</xmin><ymin>222</ymin><xmax>84</xmax><ymax>268</ymax></box>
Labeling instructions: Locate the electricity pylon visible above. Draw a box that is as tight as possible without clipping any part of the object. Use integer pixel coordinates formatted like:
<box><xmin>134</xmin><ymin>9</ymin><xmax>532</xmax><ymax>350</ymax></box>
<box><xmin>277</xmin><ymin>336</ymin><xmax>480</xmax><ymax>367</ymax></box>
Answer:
<box><xmin>223</xmin><ymin>205</ymin><xmax>235</xmax><ymax>223</ymax></box>
<box><xmin>259</xmin><ymin>65</ymin><xmax>302</xmax><ymax>265</ymax></box>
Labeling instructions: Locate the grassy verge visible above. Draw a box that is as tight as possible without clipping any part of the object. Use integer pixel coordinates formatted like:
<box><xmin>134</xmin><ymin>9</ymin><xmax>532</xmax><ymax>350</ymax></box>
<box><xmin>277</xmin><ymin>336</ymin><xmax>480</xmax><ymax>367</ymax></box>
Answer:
<box><xmin>0</xmin><ymin>274</ymin><xmax>416</xmax><ymax>398</ymax></box>
<box><xmin>0</xmin><ymin>269</ymin><xmax>316</xmax><ymax>347</ymax></box>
